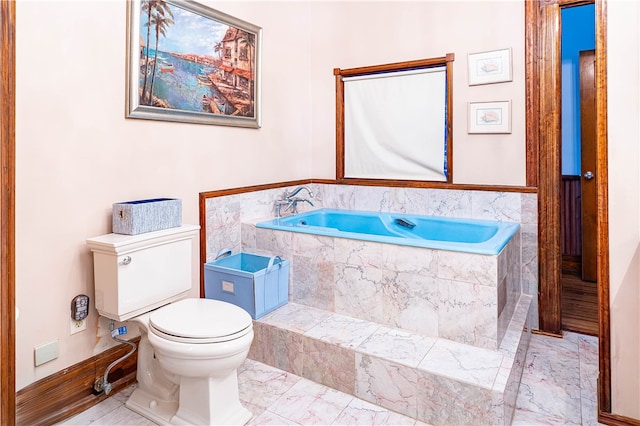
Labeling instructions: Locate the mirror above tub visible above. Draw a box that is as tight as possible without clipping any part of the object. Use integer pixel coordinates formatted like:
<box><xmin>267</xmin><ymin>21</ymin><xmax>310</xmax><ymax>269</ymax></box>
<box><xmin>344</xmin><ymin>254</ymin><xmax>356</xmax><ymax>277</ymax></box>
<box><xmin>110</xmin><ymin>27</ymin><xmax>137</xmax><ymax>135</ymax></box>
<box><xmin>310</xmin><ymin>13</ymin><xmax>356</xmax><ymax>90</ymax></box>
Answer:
<box><xmin>334</xmin><ymin>53</ymin><xmax>454</xmax><ymax>184</ymax></box>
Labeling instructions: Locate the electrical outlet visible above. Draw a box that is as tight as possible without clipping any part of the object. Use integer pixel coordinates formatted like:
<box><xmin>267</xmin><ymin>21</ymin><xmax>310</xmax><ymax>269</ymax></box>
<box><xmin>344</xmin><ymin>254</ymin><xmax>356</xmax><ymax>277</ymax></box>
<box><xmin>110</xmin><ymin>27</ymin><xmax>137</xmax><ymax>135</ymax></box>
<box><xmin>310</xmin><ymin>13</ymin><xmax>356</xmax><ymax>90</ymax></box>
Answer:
<box><xmin>70</xmin><ymin>318</ymin><xmax>87</xmax><ymax>335</ymax></box>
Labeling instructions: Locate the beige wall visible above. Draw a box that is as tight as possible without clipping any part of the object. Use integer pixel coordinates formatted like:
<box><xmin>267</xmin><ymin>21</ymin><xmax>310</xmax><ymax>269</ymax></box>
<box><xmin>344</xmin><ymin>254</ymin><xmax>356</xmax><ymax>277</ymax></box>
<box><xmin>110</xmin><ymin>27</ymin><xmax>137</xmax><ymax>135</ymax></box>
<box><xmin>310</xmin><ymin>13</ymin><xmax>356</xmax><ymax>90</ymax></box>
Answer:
<box><xmin>15</xmin><ymin>0</ymin><xmax>314</xmax><ymax>389</ymax></box>
<box><xmin>307</xmin><ymin>1</ymin><xmax>526</xmax><ymax>184</ymax></box>
<box><xmin>15</xmin><ymin>0</ymin><xmax>526</xmax><ymax>388</ymax></box>
<box><xmin>607</xmin><ymin>0</ymin><xmax>640</xmax><ymax>419</ymax></box>
<box><xmin>13</xmin><ymin>0</ymin><xmax>638</xmax><ymax>419</ymax></box>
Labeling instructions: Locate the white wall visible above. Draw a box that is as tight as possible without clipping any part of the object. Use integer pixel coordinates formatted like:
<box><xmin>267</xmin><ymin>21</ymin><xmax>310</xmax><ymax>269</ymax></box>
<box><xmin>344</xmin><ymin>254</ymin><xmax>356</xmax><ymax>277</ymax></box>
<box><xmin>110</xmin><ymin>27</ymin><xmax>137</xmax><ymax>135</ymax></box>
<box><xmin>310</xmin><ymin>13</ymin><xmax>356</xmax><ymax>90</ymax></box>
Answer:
<box><xmin>17</xmin><ymin>3</ymin><xmax>640</xmax><ymax>418</ymax></box>
<box><xmin>308</xmin><ymin>1</ymin><xmax>526</xmax><ymax>185</ymax></box>
<box><xmin>15</xmin><ymin>0</ymin><xmax>314</xmax><ymax>389</ymax></box>
<box><xmin>607</xmin><ymin>0</ymin><xmax>640</xmax><ymax>419</ymax></box>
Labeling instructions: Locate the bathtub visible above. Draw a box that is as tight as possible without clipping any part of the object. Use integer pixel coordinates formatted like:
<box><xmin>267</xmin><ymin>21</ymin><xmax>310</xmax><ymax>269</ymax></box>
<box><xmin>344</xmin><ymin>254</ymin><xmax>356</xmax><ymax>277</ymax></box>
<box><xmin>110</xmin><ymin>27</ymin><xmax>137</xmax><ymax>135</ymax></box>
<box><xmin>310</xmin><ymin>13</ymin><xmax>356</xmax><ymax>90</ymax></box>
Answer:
<box><xmin>256</xmin><ymin>208</ymin><xmax>519</xmax><ymax>255</ymax></box>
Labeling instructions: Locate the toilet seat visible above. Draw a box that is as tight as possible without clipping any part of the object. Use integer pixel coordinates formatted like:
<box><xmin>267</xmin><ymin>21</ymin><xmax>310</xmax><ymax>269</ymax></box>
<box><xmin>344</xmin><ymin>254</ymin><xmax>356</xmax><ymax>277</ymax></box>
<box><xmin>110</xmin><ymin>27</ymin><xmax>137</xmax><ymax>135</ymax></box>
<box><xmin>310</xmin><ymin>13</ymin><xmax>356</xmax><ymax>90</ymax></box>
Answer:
<box><xmin>149</xmin><ymin>298</ymin><xmax>253</xmax><ymax>344</ymax></box>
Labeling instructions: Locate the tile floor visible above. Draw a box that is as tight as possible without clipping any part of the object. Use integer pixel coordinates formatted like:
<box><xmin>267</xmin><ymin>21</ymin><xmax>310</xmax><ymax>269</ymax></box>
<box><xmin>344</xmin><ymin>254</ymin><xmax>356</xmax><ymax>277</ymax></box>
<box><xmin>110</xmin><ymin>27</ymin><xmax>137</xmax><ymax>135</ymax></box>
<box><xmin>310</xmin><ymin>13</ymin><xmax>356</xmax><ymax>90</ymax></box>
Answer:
<box><xmin>61</xmin><ymin>331</ymin><xmax>602</xmax><ymax>426</ymax></box>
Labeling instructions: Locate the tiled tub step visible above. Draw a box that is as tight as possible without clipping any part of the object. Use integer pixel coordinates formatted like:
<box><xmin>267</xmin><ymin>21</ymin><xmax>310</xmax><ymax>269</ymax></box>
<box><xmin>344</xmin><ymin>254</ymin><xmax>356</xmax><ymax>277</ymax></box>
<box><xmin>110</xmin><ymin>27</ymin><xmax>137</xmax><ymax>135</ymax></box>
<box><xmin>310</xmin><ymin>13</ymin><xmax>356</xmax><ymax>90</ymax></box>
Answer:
<box><xmin>248</xmin><ymin>295</ymin><xmax>532</xmax><ymax>426</ymax></box>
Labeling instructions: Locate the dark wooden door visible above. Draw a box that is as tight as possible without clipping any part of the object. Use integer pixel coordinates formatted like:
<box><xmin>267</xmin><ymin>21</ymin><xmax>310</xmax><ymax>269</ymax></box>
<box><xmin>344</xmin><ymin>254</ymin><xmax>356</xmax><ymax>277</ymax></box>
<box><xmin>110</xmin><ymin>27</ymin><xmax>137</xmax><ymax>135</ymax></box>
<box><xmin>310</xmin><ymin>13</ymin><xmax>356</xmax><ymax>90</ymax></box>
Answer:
<box><xmin>579</xmin><ymin>49</ymin><xmax>597</xmax><ymax>282</ymax></box>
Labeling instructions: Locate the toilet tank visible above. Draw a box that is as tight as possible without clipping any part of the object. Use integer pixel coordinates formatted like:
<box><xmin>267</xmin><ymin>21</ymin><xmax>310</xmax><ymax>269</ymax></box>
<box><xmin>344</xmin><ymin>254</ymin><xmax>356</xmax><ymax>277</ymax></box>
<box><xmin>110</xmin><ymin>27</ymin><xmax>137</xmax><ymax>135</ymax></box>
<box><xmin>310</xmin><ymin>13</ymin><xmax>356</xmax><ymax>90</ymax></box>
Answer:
<box><xmin>86</xmin><ymin>224</ymin><xmax>200</xmax><ymax>321</ymax></box>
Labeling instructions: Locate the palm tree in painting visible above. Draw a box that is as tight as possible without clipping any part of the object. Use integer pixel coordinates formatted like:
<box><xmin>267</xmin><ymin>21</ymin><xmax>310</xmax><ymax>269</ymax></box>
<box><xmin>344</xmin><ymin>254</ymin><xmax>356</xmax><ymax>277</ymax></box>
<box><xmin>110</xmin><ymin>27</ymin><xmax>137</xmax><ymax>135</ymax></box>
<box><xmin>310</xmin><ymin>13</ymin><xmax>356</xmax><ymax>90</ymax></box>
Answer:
<box><xmin>141</xmin><ymin>0</ymin><xmax>153</xmax><ymax>102</ymax></box>
<box><xmin>148</xmin><ymin>7</ymin><xmax>174</xmax><ymax>105</ymax></box>
<box><xmin>140</xmin><ymin>0</ymin><xmax>173</xmax><ymax>104</ymax></box>
<box><xmin>214</xmin><ymin>42</ymin><xmax>222</xmax><ymax>61</ymax></box>
<box><xmin>240</xmin><ymin>32</ymin><xmax>256</xmax><ymax>114</ymax></box>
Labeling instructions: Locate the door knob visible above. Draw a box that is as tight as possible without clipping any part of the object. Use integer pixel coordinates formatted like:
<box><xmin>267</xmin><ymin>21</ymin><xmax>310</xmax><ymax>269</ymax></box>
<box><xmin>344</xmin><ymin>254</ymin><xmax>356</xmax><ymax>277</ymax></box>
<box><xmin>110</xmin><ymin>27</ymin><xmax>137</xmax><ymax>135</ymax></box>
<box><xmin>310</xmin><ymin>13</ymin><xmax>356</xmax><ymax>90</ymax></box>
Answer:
<box><xmin>583</xmin><ymin>171</ymin><xmax>594</xmax><ymax>180</ymax></box>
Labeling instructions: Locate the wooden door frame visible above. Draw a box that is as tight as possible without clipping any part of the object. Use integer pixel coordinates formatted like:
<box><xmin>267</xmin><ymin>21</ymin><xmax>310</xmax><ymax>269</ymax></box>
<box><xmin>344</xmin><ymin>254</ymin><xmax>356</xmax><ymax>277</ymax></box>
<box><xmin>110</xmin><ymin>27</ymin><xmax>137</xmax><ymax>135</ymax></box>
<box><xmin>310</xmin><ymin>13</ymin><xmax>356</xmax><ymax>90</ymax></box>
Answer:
<box><xmin>526</xmin><ymin>0</ymin><xmax>612</xmax><ymax>415</ymax></box>
<box><xmin>0</xmin><ymin>0</ymin><xmax>16</xmax><ymax>424</ymax></box>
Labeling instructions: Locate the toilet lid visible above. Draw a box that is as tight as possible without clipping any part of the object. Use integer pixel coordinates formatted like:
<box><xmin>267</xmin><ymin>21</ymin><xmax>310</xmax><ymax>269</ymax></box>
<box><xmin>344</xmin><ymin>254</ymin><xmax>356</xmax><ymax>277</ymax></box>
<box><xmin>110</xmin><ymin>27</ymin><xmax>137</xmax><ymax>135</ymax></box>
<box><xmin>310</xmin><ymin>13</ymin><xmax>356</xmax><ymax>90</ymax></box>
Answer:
<box><xmin>149</xmin><ymin>298</ymin><xmax>252</xmax><ymax>343</ymax></box>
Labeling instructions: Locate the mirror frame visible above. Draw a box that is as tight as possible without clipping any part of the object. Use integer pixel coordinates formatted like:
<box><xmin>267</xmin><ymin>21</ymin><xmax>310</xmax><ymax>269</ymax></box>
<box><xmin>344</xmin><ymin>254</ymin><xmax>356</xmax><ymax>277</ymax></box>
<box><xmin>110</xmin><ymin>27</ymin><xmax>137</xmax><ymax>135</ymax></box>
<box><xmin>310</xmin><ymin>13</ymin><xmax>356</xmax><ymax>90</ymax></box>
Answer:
<box><xmin>334</xmin><ymin>54</ymin><xmax>455</xmax><ymax>186</ymax></box>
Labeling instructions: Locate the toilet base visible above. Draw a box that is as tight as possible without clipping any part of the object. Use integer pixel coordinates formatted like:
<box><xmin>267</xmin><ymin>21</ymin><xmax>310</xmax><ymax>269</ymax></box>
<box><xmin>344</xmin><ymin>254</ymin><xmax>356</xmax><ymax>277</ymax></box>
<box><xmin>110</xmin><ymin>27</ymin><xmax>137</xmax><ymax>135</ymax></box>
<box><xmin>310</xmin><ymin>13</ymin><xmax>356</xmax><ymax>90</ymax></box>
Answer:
<box><xmin>171</xmin><ymin>374</ymin><xmax>252</xmax><ymax>425</ymax></box>
<box><xmin>125</xmin><ymin>386</ymin><xmax>178</xmax><ymax>425</ymax></box>
<box><xmin>125</xmin><ymin>380</ymin><xmax>253</xmax><ymax>426</ymax></box>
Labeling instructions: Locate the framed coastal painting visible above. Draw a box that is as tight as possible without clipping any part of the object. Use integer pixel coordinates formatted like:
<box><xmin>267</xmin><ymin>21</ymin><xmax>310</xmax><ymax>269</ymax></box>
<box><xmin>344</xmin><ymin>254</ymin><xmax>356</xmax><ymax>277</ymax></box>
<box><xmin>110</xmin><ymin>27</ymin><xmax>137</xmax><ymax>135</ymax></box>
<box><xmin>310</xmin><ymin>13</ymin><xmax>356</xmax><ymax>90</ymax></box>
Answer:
<box><xmin>467</xmin><ymin>48</ymin><xmax>512</xmax><ymax>86</ymax></box>
<box><xmin>468</xmin><ymin>100</ymin><xmax>512</xmax><ymax>134</ymax></box>
<box><xmin>126</xmin><ymin>0</ymin><xmax>262</xmax><ymax>128</ymax></box>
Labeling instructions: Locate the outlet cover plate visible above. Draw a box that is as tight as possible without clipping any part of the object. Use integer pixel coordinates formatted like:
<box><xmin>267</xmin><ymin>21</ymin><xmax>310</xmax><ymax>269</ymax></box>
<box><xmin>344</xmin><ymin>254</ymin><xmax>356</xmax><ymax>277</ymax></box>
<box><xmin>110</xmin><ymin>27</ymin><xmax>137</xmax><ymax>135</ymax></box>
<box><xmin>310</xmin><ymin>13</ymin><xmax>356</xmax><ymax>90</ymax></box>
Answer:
<box><xmin>34</xmin><ymin>340</ymin><xmax>59</xmax><ymax>366</ymax></box>
<box><xmin>70</xmin><ymin>318</ymin><xmax>87</xmax><ymax>335</ymax></box>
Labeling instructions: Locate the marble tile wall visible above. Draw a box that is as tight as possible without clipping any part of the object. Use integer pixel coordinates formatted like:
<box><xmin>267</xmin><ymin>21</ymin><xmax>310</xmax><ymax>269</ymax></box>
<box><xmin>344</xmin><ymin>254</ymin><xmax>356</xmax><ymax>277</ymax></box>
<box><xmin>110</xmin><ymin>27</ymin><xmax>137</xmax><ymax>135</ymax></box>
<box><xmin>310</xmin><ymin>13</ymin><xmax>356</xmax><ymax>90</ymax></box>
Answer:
<box><xmin>204</xmin><ymin>183</ymin><xmax>539</xmax><ymax>328</ymax></box>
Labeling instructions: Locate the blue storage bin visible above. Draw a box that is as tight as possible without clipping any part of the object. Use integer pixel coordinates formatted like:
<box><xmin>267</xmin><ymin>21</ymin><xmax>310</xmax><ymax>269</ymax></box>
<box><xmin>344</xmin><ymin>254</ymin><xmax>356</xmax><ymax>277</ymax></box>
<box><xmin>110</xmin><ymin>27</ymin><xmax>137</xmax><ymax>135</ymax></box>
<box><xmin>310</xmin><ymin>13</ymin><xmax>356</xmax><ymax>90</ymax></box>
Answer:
<box><xmin>204</xmin><ymin>253</ymin><xmax>289</xmax><ymax>319</ymax></box>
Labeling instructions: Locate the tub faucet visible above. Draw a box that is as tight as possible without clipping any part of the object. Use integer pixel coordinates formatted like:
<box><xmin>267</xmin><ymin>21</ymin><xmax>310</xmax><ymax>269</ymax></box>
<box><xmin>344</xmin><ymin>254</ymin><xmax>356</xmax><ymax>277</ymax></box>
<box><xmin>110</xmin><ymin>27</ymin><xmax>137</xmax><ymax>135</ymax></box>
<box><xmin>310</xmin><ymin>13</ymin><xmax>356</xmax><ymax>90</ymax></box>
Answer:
<box><xmin>285</xmin><ymin>186</ymin><xmax>314</xmax><ymax>200</ymax></box>
<box><xmin>275</xmin><ymin>186</ymin><xmax>314</xmax><ymax>217</ymax></box>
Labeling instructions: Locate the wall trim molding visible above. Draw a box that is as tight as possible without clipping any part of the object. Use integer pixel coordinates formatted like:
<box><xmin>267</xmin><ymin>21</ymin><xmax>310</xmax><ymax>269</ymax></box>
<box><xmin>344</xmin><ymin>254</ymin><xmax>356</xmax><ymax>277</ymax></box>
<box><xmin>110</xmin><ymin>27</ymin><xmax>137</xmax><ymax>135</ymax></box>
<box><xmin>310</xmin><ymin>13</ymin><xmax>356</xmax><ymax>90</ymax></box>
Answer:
<box><xmin>16</xmin><ymin>338</ymin><xmax>139</xmax><ymax>425</ymax></box>
<box><xmin>598</xmin><ymin>411</ymin><xmax>640</xmax><ymax>426</ymax></box>
<box><xmin>199</xmin><ymin>179</ymin><xmax>537</xmax><ymax>201</ymax></box>
<box><xmin>0</xmin><ymin>1</ymin><xmax>16</xmax><ymax>424</ymax></box>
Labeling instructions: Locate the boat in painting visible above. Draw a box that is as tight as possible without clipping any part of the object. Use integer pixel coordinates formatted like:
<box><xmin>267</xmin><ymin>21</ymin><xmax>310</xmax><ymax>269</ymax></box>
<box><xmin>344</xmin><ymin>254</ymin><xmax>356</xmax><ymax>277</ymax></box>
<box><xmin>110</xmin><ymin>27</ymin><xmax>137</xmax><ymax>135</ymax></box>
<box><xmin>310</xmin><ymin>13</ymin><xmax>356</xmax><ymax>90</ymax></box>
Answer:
<box><xmin>159</xmin><ymin>62</ymin><xmax>174</xmax><ymax>73</ymax></box>
<box><xmin>196</xmin><ymin>74</ymin><xmax>212</xmax><ymax>85</ymax></box>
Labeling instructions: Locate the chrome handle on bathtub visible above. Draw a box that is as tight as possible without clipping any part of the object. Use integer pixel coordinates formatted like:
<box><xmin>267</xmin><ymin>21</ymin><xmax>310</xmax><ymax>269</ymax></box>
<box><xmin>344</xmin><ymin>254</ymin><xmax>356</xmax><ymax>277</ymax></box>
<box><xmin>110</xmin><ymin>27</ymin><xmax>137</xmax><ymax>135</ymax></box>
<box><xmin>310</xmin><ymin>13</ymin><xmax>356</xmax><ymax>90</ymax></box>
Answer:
<box><xmin>119</xmin><ymin>256</ymin><xmax>132</xmax><ymax>266</ymax></box>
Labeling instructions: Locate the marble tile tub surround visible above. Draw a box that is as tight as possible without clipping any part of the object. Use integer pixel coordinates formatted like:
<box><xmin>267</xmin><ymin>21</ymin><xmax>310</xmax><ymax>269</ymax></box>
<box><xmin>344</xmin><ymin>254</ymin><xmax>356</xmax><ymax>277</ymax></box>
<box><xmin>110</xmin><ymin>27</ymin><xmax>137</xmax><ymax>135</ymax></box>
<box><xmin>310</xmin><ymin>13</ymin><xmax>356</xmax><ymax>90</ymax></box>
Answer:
<box><xmin>204</xmin><ymin>183</ymin><xmax>539</xmax><ymax>325</ymax></box>
<box><xmin>246</xmin><ymin>223</ymin><xmax>521</xmax><ymax>350</ymax></box>
<box><xmin>248</xmin><ymin>295</ymin><xmax>532</xmax><ymax>425</ymax></box>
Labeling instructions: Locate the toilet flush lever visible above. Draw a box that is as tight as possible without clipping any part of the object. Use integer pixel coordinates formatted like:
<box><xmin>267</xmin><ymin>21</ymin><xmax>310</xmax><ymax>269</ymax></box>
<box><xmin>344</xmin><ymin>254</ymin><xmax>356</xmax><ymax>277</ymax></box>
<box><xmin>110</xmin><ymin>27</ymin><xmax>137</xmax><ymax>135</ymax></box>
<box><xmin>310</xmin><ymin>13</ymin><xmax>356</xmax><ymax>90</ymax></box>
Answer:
<box><xmin>119</xmin><ymin>256</ymin><xmax>132</xmax><ymax>266</ymax></box>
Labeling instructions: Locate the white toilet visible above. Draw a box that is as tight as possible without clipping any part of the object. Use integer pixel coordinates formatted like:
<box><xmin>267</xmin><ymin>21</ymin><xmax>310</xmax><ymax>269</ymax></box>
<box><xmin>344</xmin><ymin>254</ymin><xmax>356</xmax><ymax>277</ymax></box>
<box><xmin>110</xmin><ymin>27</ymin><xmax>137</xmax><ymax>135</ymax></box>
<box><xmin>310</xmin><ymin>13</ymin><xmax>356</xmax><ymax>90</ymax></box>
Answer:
<box><xmin>87</xmin><ymin>225</ymin><xmax>254</xmax><ymax>425</ymax></box>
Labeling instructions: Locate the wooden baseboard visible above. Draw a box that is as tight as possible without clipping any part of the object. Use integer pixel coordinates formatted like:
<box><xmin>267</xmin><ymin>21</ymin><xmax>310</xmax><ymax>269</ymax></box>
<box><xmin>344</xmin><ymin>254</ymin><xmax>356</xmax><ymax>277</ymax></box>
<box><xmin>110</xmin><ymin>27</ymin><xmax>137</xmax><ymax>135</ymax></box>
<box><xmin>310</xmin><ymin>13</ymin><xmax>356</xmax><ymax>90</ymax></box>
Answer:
<box><xmin>16</xmin><ymin>337</ymin><xmax>139</xmax><ymax>425</ymax></box>
<box><xmin>532</xmin><ymin>328</ymin><xmax>564</xmax><ymax>338</ymax></box>
<box><xmin>599</xmin><ymin>410</ymin><xmax>640</xmax><ymax>426</ymax></box>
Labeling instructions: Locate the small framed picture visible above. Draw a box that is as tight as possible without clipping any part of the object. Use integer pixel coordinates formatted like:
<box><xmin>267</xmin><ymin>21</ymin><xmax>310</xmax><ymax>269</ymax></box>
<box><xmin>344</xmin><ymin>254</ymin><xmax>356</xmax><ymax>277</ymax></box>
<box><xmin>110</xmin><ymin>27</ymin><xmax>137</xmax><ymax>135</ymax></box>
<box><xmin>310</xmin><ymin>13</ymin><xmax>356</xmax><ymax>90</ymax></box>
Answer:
<box><xmin>468</xmin><ymin>101</ymin><xmax>512</xmax><ymax>134</ymax></box>
<box><xmin>468</xmin><ymin>48</ymin><xmax>512</xmax><ymax>86</ymax></box>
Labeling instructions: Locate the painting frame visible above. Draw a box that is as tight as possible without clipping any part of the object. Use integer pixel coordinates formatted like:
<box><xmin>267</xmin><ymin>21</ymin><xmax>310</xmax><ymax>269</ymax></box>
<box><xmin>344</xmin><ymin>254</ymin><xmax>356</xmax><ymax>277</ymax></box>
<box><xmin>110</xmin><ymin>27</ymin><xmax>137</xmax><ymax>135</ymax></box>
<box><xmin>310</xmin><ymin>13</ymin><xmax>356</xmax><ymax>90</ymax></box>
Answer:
<box><xmin>126</xmin><ymin>0</ymin><xmax>262</xmax><ymax>128</ymax></box>
<box><xmin>468</xmin><ymin>100</ymin><xmax>512</xmax><ymax>134</ymax></box>
<box><xmin>467</xmin><ymin>48</ymin><xmax>512</xmax><ymax>86</ymax></box>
